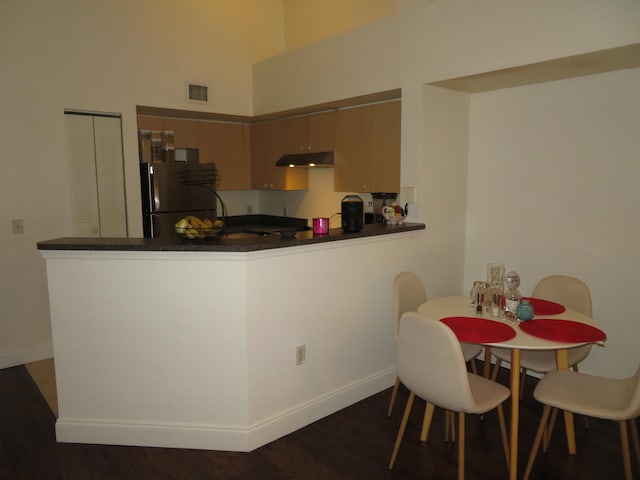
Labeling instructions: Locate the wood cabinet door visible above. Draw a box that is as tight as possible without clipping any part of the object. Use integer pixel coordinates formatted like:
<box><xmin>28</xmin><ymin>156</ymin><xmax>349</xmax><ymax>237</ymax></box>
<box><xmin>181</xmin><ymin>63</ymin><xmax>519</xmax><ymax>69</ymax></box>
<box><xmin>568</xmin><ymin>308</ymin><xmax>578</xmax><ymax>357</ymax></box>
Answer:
<box><xmin>251</xmin><ymin>120</ymin><xmax>308</xmax><ymax>190</ymax></box>
<box><xmin>307</xmin><ymin>111</ymin><xmax>334</xmax><ymax>153</ymax></box>
<box><xmin>251</xmin><ymin>120</ymin><xmax>284</xmax><ymax>189</ymax></box>
<box><xmin>282</xmin><ymin>116</ymin><xmax>307</xmax><ymax>154</ymax></box>
<box><xmin>164</xmin><ymin>118</ymin><xmax>198</xmax><ymax>148</ymax></box>
<box><xmin>370</xmin><ymin>101</ymin><xmax>401</xmax><ymax>192</ymax></box>
<box><xmin>198</xmin><ymin>122</ymin><xmax>250</xmax><ymax>190</ymax></box>
<box><xmin>333</xmin><ymin>105</ymin><xmax>372</xmax><ymax>192</ymax></box>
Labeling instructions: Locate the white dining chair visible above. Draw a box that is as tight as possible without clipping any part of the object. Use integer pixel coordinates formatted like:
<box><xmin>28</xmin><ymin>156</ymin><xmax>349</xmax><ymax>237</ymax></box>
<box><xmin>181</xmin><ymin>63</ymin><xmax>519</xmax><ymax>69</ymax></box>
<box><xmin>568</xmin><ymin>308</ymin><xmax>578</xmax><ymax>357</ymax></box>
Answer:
<box><xmin>491</xmin><ymin>275</ymin><xmax>593</xmax><ymax>395</ymax></box>
<box><xmin>388</xmin><ymin>272</ymin><xmax>483</xmax><ymax>418</ymax></box>
<box><xmin>524</xmin><ymin>365</ymin><xmax>640</xmax><ymax>480</ymax></box>
<box><xmin>389</xmin><ymin>312</ymin><xmax>510</xmax><ymax>479</ymax></box>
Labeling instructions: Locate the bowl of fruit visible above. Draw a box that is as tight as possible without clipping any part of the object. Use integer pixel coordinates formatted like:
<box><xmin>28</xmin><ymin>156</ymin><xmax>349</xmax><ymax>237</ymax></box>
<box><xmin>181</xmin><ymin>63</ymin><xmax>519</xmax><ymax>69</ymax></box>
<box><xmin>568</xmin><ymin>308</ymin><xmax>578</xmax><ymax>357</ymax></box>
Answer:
<box><xmin>381</xmin><ymin>203</ymin><xmax>406</xmax><ymax>225</ymax></box>
<box><xmin>175</xmin><ymin>216</ymin><xmax>224</xmax><ymax>240</ymax></box>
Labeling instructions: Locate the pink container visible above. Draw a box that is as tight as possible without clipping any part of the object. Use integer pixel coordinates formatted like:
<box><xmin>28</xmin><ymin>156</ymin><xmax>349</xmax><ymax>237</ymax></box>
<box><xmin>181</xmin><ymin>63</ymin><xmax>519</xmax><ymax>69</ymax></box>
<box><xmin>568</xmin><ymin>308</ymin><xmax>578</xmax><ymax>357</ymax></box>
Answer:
<box><xmin>312</xmin><ymin>217</ymin><xmax>329</xmax><ymax>235</ymax></box>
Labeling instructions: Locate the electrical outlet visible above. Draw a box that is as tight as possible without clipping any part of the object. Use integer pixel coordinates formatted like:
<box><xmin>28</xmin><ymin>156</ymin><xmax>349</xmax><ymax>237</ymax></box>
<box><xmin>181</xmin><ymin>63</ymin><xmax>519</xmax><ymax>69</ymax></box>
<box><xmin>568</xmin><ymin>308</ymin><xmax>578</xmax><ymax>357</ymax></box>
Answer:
<box><xmin>296</xmin><ymin>345</ymin><xmax>306</xmax><ymax>366</ymax></box>
<box><xmin>401</xmin><ymin>186</ymin><xmax>416</xmax><ymax>204</ymax></box>
<box><xmin>12</xmin><ymin>218</ymin><xmax>24</xmax><ymax>235</ymax></box>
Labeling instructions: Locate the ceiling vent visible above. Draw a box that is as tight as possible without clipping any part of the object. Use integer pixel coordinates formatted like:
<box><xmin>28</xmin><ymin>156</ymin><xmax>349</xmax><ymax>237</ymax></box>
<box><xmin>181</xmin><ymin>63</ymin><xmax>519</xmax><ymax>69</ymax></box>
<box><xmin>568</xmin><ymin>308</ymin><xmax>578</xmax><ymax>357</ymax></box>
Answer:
<box><xmin>188</xmin><ymin>83</ymin><xmax>208</xmax><ymax>102</ymax></box>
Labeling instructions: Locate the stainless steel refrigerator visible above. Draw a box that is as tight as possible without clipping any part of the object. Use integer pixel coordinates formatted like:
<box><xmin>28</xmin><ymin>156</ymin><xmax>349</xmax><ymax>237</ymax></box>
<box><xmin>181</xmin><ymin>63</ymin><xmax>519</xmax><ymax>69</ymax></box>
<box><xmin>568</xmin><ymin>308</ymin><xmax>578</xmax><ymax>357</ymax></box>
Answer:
<box><xmin>140</xmin><ymin>163</ymin><xmax>217</xmax><ymax>238</ymax></box>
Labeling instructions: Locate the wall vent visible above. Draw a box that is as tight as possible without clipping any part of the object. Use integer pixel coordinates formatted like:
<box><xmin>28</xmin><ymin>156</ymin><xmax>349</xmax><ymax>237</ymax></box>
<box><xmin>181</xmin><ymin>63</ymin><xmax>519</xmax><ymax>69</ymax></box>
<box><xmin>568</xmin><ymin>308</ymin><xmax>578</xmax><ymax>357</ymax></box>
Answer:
<box><xmin>188</xmin><ymin>83</ymin><xmax>208</xmax><ymax>102</ymax></box>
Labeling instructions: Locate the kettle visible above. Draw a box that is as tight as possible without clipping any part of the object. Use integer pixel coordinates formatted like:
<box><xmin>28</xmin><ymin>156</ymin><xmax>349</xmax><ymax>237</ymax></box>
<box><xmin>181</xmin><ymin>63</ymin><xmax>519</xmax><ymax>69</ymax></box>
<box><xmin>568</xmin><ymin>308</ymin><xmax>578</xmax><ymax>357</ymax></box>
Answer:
<box><xmin>341</xmin><ymin>195</ymin><xmax>364</xmax><ymax>233</ymax></box>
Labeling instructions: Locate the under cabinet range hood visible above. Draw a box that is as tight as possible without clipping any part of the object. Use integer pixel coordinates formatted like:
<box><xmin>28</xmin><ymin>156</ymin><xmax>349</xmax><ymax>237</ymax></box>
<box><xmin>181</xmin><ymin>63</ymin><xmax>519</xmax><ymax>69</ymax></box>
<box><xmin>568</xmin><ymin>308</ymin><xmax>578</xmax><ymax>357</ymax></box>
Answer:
<box><xmin>276</xmin><ymin>151</ymin><xmax>334</xmax><ymax>168</ymax></box>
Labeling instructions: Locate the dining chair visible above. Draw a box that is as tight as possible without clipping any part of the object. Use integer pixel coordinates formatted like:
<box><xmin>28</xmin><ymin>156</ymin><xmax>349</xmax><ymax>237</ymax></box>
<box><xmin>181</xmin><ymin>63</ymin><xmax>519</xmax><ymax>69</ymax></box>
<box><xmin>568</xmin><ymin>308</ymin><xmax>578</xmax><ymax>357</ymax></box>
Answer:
<box><xmin>524</xmin><ymin>365</ymin><xmax>640</xmax><ymax>480</ymax></box>
<box><xmin>389</xmin><ymin>312</ymin><xmax>510</xmax><ymax>479</ymax></box>
<box><xmin>491</xmin><ymin>275</ymin><xmax>593</xmax><ymax>395</ymax></box>
<box><xmin>387</xmin><ymin>272</ymin><xmax>483</xmax><ymax>418</ymax></box>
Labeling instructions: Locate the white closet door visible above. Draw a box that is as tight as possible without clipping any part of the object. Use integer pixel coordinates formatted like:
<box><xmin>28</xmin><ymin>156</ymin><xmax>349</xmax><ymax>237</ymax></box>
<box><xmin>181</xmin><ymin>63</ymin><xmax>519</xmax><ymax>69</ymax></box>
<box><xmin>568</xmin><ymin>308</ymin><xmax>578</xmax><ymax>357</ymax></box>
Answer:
<box><xmin>65</xmin><ymin>114</ymin><xmax>100</xmax><ymax>237</ymax></box>
<box><xmin>64</xmin><ymin>113</ymin><xmax>128</xmax><ymax>237</ymax></box>
<box><xmin>93</xmin><ymin>116</ymin><xmax>127</xmax><ymax>237</ymax></box>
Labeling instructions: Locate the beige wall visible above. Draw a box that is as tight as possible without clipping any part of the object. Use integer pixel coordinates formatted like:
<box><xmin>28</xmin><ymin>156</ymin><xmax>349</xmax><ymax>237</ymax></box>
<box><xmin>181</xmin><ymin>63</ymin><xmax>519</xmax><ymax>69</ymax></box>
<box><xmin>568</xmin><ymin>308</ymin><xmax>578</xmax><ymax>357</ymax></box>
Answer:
<box><xmin>0</xmin><ymin>0</ymin><xmax>285</xmax><ymax>368</ymax></box>
<box><xmin>283</xmin><ymin>0</ymin><xmax>397</xmax><ymax>51</ymax></box>
<box><xmin>252</xmin><ymin>0</ymin><xmax>640</xmax><ymax>377</ymax></box>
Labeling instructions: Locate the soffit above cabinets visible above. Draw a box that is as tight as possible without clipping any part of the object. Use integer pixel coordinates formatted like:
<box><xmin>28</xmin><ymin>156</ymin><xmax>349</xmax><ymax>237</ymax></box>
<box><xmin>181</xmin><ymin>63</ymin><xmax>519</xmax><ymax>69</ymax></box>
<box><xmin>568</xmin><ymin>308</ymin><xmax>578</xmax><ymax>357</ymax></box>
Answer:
<box><xmin>136</xmin><ymin>88</ymin><xmax>401</xmax><ymax>125</ymax></box>
<box><xmin>429</xmin><ymin>43</ymin><xmax>640</xmax><ymax>93</ymax></box>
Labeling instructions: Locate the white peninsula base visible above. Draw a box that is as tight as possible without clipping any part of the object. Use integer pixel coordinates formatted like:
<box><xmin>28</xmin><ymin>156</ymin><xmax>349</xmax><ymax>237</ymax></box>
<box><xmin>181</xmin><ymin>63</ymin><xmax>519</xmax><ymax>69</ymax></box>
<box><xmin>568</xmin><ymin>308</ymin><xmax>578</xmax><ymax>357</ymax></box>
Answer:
<box><xmin>41</xmin><ymin>231</ymin><xmax>422</xmax><ymax>451</ymax></box>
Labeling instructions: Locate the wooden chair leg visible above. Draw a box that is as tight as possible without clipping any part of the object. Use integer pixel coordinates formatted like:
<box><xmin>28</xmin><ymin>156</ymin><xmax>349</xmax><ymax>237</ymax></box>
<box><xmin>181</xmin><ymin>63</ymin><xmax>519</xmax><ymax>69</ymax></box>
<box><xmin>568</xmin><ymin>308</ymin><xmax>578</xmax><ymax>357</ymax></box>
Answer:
<box><xmin>630</xmin><ymin>418</ymin><xmax>640</xmax><ymax>473</ymax></box>
<box><xmin>387</xmin><ymin>376</ymin><xmax>401</xmax><ymax>417</ymax></box>
<box><xmin>470</xmin><ymin>358</ymin><xmax>478</xmax><ymax>375</ymax></box>
<box><xmin>458</xmin><ymin>411</ymin><xmax>465</xmax><ymax>480</ymax></box>
<box><xmin>420</xmin><ymin>402</ymin><xmax>435</xmax><ymax>442</ymax></box>
<box><xmin>446</xmin><ymin>411</ymin><xmax>456</xmax><ymax>443</ymax></box>
<box><xmin>491</xmin><ymin>358</ymin><xmax>502</xmax><ymax>382</ymax></box>
<box><xmin>543</xmin><ymin>407</ymin><xmax>559</xmax><ymax>452</ymax></box>
<box><xmin>497</xmin><ymin>404</ymin><xmax>510</xmax><ymax>469</ymax></box>
<box><xmin>389</xmin><ymin>391</ymin><xmax>415</xmax><ymax>469</ymax></box>
<box><xmin>524</xmin><ymin>405</ymin><xmax>552</xmax><ymax>480</ymax></box>
<box><xmin>619</xmin><ymin>420</ymin><xmax>632</xmax><ymax>480</ymax></box>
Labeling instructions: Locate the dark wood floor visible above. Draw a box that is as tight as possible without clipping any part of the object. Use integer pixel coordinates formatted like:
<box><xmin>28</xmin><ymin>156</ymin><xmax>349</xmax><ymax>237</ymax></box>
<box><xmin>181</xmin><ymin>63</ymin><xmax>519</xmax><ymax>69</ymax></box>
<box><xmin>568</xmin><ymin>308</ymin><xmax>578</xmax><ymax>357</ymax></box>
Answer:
<box><xmin>0</xmin><ymin>362</ymin><xmax>631</xmax><ymax>479</ymax></box>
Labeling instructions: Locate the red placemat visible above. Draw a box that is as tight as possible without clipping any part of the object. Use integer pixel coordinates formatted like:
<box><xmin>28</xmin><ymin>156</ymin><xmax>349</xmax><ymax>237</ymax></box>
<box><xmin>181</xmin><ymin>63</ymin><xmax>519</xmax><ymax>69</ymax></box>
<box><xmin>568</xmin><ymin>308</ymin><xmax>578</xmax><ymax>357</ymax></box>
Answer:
<box><xmin>523</xmin><ymin>297</ymin><xmax>566</xmax><ymax>315</ymax></box>
<box><xmin>519</xmin><ymin>319</ymin><xmax>606</xmax><ymax>343</ymax></box>
<box><xmin>441</xmin><ymin>317</ymin><xmax>516</xmax><ymax>343</ymax></box>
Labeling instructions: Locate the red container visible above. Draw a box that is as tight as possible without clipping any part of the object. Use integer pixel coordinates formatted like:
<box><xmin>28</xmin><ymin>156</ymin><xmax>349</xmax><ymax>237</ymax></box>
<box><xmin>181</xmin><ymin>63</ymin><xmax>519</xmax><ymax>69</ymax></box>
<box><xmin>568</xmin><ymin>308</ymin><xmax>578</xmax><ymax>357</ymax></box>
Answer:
<box><xmin>312</xmin><ymin>217</ymin><xmax>329</xmax><ymax>235</ymax></box>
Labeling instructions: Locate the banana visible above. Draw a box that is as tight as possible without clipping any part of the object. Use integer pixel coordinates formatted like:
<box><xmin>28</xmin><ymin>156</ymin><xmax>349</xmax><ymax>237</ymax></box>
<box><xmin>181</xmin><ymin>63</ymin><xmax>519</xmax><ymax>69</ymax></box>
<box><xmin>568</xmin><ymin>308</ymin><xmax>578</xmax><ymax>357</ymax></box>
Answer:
<box><xmin>175</xmin><ymin>218</ymin><xmax>190</xmax><ymax>234</ymax></box>
<box><xmin>185</xmin><ymin>216</ymin><xmax>204</xmax><ymax>228</ymax></box>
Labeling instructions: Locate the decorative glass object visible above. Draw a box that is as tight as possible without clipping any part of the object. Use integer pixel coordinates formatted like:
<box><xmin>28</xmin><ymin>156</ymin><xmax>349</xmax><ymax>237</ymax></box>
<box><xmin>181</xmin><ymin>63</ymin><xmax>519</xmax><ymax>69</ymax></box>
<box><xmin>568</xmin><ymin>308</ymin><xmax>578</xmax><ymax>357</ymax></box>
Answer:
<box><xmin>504</xmin><ymin>271</ymin><xmax>522</xmax><ymax>319</ymax></box>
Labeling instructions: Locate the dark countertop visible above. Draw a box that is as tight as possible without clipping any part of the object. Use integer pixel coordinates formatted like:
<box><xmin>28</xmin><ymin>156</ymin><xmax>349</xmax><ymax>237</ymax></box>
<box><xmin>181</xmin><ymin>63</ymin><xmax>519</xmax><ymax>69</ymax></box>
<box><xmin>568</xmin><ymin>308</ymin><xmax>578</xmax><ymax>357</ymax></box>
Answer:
<box><xmin>37</xmin><ymin>222</ymin><xmax>425</xmax><ymax>253</ymax></box>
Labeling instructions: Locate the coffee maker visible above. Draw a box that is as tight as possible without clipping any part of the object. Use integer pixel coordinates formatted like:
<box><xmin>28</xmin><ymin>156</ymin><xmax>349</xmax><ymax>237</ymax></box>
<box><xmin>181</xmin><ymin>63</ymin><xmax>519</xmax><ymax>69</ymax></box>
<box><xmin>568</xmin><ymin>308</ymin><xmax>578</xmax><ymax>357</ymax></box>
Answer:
<box><xmin>371</xmin><ymin>192</ymin><xmax>398</xmax><ymax>224</ymax></box>
<box><xmin>341</xmin><ymin>195</ymin><xmax>364</xmax><ymax>233</ymax></box>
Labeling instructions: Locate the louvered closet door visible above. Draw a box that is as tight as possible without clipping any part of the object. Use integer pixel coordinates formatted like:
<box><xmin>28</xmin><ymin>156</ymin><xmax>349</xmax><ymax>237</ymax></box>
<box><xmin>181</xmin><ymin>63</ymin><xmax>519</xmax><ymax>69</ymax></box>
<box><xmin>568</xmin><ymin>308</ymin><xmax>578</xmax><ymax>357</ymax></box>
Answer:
<box><xmin>64</xmin><ymin>113</ymin><xmax>127</xmax><ymax>237</ymax></box>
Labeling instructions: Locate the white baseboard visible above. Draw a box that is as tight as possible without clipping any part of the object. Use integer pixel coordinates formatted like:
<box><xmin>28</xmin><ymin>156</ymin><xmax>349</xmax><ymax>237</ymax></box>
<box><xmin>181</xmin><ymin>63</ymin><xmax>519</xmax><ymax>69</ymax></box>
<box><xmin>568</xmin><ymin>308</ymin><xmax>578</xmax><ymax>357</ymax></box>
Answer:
<box><xmin>55</xmin><ymin>367</ymin><xmax>396</xmax><ymax>452</ymax></box>
<box><xmin>0</xmin><ymin>344</ymin><xmax>53</xmax><ymax>369</ymax></box>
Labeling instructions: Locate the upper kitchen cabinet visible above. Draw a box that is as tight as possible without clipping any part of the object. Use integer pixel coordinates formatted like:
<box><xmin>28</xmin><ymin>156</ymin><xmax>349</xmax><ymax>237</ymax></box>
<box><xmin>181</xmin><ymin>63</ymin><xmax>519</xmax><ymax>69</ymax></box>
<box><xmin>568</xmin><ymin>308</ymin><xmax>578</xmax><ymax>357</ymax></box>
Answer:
<box><xmin>197</xmin><ymin>121</ymin><xmax>251</xmax><ymax>190</ymax></box>
<box><xmin>251</xmin><ymin>119</ymin><xmax>308</xmax><ymax>190</ymax></box>
<box><xmin>163</xmin><ymin>118</ymin><xmax>199</xmax><ymax>148</ymax></box>
<box><xmin>137</xmin><ymin>116</ymin><xmax>199</xmax><ymax>149</ymax></box>
<box><xmin>282</xmin><ymin>111</ymin><xmax>334</xmax><ymax>154</ymax></box>
<box><xmin>333</xmin><ymin>100</ymin><xmax>400</xmax><ymax>193</ymax></box>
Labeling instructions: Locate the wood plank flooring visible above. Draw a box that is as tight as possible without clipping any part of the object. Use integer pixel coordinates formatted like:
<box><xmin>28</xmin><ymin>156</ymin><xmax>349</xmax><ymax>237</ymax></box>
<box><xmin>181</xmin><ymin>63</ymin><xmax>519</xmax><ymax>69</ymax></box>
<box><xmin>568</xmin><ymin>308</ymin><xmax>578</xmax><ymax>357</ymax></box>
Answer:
<box><xmin>0</xmin><ymin>362</ymin><xmax>632</xmax><ymax>479</ymax></box>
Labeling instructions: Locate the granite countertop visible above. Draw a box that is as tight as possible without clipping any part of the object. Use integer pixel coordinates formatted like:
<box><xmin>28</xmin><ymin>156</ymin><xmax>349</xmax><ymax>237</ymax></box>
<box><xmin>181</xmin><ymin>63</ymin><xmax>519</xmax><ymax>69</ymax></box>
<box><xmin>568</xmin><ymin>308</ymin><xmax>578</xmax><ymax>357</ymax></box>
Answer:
<box><xmin>37</xmin><ymin>222</ymin><xmax>425</xmax><ymax>253</ymax></box>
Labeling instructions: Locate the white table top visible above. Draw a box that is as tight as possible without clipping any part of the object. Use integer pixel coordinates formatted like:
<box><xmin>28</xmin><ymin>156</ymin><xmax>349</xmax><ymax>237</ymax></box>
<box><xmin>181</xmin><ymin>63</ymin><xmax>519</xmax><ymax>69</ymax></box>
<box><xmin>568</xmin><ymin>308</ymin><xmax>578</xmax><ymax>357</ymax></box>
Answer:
<box><xmin>417</xmin><ymin>295</ymin><xmax>601</xmax><ymax>351</ymax></box>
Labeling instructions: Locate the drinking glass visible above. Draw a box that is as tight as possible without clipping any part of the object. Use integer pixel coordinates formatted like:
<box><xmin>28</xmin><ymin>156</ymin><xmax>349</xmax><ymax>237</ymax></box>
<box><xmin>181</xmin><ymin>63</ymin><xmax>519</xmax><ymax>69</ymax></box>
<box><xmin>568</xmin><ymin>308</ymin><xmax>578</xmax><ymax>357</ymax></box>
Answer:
<box><xmin>486</xmin><ymin>263</ymin><xmax>505</xmax><ymax>288</ymax></box>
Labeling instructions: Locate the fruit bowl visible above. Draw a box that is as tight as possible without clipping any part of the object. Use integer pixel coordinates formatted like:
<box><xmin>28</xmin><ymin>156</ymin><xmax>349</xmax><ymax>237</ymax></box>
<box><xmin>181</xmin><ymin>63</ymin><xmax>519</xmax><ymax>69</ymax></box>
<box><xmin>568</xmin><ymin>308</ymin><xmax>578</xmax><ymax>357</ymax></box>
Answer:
<box><xmin>175</xmin><ymin>216</ymin><xmax>224</xmax><ymax>240</ymax></box>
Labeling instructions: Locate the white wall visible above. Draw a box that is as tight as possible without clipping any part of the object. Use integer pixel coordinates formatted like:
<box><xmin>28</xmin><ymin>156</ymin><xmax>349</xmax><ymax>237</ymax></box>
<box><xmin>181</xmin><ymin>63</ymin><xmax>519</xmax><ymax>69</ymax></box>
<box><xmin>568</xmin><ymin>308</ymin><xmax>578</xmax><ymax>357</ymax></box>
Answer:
<box><xmin>464</xmin><ymin>69</ymin><xmax>640</xmax><ymax>377</ymax></box>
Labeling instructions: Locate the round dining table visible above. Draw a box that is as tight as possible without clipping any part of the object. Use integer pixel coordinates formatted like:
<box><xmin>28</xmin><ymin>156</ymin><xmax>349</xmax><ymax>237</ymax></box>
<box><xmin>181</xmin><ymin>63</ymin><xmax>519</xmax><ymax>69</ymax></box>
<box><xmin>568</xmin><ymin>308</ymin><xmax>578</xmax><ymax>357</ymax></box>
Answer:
<box><xmin>417</xmin><ymin>295</ymin><xmax>605</xmax><ymax>480</ymax></box>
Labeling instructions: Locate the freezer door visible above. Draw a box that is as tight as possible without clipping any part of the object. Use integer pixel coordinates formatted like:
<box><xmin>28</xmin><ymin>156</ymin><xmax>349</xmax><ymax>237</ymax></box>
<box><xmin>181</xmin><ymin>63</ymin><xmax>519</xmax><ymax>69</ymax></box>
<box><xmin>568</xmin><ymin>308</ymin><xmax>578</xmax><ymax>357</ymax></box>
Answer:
<box><xmin>142</xmin><ymin>163</ymin><xmax>216</xmax><ymax>213</ymax></box>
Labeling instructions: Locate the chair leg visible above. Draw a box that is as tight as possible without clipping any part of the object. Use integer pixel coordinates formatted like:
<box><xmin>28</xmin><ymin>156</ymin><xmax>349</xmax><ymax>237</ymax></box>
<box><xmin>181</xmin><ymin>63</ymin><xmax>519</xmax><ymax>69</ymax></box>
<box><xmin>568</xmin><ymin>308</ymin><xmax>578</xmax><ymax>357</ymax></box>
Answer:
<box><xmin>619</xmin><ymin>420</ymin><xmax>633</xmax><ymax>480</ymax></box>
<box><xmin>631</xmin><ymin>418</ymin><xmax>640</xmax><ymax>473</ymax></box>
<box><xmin>387</xmin><ymin>376</ymin><xmax>401</xmax><ymax>417</ymax></box>
<box><xmin>389</xmin><ymin>391</ymin><xmax>415</xmax><ymax>470</ymax></box>
<box><xmin>469</xmin><ymin>358</ymin><xmax>478</xmax><ymax>375</ymax></box>
<box><xmin>458</xmin><ymin>411</ymin><xmax>465</xmax><ymax>480</ymax></box>
<box><xmin>491</xmin><ymin>358</ymin><xmax>502</xmax><ymax>382</ymax></box>
<box><xmin>420</xmin><ymin>402</ymin><xmax>435</xmax><ymax>442</ymax></box>
<box><xmin>524</xmin><ymin>405</ymin><xmax>552</xmax><ymax>480</ymax></box>
<box><xmin>571</xmin><ymin>364</ymin><xmax>590</xmax><ymax>429</ymax></box>
<box><xmin>445</xmin><ymin>410</ymin><xmax>456</xmax><ymax>443</ymax></box>
<box><xmin>520</xmin><ymin>368</ymin><xmax>527</xmax><ymax>398</ymax></box>
<box><xmin>497</xmin><ymin>404</ymin><xmax>510</xmax><ymax>469</ymax></box>
<box><xmin>543</xmin><ymin>407</ymin><xmax>559</xmax><ymax>452</ymax></box>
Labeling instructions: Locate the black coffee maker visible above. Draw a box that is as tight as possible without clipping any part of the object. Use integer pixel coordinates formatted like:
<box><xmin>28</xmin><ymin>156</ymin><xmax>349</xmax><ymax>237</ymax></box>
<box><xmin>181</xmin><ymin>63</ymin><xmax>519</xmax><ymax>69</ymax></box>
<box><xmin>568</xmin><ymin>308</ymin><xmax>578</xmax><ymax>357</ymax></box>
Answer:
<box><xmin>341</xmin><ymin>195</ymin><xmax>364</xmax><ymax>233</ymax></box>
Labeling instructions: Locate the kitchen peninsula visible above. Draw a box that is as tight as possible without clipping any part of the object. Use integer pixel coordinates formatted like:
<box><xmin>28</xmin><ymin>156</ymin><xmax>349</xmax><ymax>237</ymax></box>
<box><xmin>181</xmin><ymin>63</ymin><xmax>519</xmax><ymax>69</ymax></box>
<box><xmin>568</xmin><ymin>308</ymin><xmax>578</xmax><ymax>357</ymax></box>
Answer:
<box><xmin>38</xmin><ymin>222</ymin><xmax>424</xmax><ymax>451</ymax></box>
